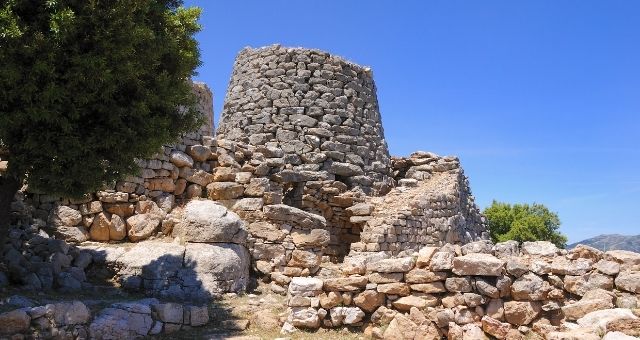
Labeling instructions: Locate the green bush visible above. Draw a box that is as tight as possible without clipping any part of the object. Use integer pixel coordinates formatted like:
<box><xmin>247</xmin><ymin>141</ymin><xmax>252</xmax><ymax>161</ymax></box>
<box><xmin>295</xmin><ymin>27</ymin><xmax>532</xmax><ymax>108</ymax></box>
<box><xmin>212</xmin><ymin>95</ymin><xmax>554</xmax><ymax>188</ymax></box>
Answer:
<box><xmin>0</xmin><ymin>0</ymin><xmax>202</xmax><ymax>234</ymax></box>
<box><xmin>483</xmin><ymin>200</ymin><xmax>568</xmax><ymax>248</ymax></box>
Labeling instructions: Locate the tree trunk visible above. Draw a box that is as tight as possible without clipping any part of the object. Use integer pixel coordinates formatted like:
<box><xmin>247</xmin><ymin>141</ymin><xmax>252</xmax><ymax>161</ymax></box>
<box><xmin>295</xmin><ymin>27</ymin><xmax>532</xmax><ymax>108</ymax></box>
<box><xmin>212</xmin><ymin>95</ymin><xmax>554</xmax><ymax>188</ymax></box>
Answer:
<box><xmin>0</xmin><ymin>175</ymin><xmax>20</xmax><ymax>248</ymax></box>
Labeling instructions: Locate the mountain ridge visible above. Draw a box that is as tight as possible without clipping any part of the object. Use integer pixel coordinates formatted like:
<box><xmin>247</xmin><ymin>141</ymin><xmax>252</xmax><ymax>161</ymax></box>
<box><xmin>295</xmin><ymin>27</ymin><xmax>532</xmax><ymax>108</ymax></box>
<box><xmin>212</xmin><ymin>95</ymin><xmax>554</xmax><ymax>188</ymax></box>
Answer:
<box><xmin>568</xmin><ymin>233</ymin><xmax>640</xmax><ymax>252</ymax></box>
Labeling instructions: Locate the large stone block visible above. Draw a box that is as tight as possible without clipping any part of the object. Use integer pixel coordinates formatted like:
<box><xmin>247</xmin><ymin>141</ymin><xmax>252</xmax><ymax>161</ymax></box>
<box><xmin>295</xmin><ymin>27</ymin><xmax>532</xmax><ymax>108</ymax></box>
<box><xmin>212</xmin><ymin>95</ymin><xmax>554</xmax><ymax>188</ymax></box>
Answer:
<box><xmin>172</xmin><ymin>200</ymin><xmax>246</xmax><ymax>244</ymax></box>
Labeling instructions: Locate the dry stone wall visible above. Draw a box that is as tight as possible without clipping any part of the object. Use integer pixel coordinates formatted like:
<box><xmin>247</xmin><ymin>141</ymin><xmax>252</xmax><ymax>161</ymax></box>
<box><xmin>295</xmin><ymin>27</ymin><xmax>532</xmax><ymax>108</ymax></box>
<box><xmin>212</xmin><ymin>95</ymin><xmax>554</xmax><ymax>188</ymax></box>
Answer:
<box><xmin>4</xmin><ymin>46</ymin><xmax>490</xmax><ymax>301</ymax></box>
<box><xmin>217</xmin><ymin>45</ymin><xmax>393</xmax><ymax>195</ymax></box>
<box><xmin>282</xmin><ymin>241</ymin><xmax>640</xmax><ymax>339</ymax></box>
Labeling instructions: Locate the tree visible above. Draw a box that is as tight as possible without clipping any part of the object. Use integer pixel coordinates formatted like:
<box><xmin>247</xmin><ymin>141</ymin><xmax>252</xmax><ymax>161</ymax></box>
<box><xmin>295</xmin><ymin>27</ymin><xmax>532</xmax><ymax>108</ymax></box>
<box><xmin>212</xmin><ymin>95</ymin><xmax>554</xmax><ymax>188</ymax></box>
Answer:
<box><xmin>0</xmin><ymin>0</ymin><xmax>202</xmax><ymax>236</ymax></box>
<box><xmin>483</xmin><ymin>200</ymin><xmax>568</xmax><ymax>248</ymax></box>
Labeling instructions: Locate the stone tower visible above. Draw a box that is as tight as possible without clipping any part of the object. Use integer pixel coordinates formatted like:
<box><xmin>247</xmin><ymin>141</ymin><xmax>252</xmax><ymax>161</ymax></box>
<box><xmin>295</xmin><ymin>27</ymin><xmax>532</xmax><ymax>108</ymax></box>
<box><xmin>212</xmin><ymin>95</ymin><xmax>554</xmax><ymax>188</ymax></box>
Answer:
<box><xmin>217</xmin><ymin>45</ymin><xmax>393</xmax><ymax>195</ymax></box>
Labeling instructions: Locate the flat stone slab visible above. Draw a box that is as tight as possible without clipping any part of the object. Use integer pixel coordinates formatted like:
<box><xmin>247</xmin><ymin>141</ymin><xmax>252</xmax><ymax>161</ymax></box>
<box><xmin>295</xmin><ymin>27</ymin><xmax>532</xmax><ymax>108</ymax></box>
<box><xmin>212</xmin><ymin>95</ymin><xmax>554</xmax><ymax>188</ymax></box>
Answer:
<box><xmin>452</xmin><ymin>253</ymin><xmax>505</xmax><ymax>276</ymax></box>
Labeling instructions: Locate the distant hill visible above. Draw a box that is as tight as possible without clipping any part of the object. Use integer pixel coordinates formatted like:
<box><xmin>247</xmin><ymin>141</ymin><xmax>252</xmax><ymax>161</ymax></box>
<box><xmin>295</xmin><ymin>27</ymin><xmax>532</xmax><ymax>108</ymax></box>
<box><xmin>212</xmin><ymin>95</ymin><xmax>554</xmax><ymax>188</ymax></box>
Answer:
<box><xmin>568</xmin><ymin>234</ymin><xmax>640</xmax><ymax>252</ymax></box>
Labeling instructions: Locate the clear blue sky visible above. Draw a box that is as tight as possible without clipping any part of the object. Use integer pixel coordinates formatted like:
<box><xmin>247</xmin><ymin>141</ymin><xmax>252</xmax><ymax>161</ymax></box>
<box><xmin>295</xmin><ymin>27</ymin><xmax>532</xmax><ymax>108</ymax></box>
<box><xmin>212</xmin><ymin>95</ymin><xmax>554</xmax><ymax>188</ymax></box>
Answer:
<box><xmin>184</xmin><ymin>0</ymin><xmax>639</xmax><ymax>243</ymax></box>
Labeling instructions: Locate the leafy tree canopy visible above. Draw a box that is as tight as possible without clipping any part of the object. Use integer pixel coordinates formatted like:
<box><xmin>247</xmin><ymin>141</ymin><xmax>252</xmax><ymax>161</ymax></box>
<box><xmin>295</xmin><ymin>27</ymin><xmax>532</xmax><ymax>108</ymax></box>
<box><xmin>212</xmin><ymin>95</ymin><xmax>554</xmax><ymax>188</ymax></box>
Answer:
<box><xmin>0</xmin><ymin>0</ymin><xmax>202</xmax><ymax>198</ymax></box>
<box><xmin>483</xmin><ymin>200</ymin><xmax>568</xmax><ymax>248</ymax></box>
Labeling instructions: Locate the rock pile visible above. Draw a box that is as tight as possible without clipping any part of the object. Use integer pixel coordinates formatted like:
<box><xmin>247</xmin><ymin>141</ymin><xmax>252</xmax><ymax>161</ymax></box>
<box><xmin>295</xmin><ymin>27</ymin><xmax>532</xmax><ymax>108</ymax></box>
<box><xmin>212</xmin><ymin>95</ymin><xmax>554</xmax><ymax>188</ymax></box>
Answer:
<box><xmin>282</xmin><ymin>240</ymin><xmax>640</xmax><ymax>339</ymax></box>
<box><xmin>0</xmin><ymin>299</ymin><xmax>209</xmax><ymax>339</ymax></box>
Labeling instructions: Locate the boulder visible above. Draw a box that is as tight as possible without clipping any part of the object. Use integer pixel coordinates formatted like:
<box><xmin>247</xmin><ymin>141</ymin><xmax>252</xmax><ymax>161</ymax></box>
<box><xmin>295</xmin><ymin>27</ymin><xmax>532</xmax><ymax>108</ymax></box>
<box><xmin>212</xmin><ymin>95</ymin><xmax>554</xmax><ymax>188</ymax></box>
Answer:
<box><xmin>263</xmin><ymin>204</ymin><xmax>326</xmax><ymax>229</ymax></box>
<box><xmin>405</xmin><ymin>269</ymin><xmax>447</xmax><ymax>283</ymax></box>
<box><xmin>452</xmin><ymin>253</ymin><xmax>505</xmax><ymax>276</ymax></box>
<box><xmin>287</xmin><ymin>249</ymin><xmax>321</xmax><ymax>268</ymax></box>
<box><xmin>323</xmin><ymin>276</ymin><xmax>368</xmax><ymax>292</ymax></box>
<box><xmin>482</xmin><ymin>315</ymin><xmax>511</xmax><ymax>339</ymax></box>
<box><xmin>430</xmin><ymin>251</ymin><xmax>454</xmax><ymax>271</ymax></box>
<box><xmin>367</xmin><ymin>257</ymin><xmax>415</xmax><ymax>273</ymax></box>
<box><xmin>377</xmin><ymin>283</ymin><xmax>410</xmax><ymax>296</ymax></box>
<box><xmin>416</xmin><ymin>246</ymin><xmax>438</xmax><ymax>267</ymax></box>
<box><xmin>328</xmin><ymin>162</ymin><xmax>364</xmax><ymax>176</ymax></box>
<box><xmin>289</xmin><ymin>277</ymin><xmax>323</xmax><ymax>297</ymax></box>
<box><xmin>562</xmin><ymin>298</ymin><xmax>614</xmax><ymax>320</ymax></box>
<box><xmin>354</xmin><ymin>290</ymin><xmax>385</xmax><ymax>313</ymax></box>
<box><xmin>172</xmin><ymin>200</ymin><xmax>246</xmax><ymax>244</ymax></box>
<box><xmin>291</xmin><ymin>229</ymin><xmax>330</xmax><ymax>248</ymax></box>
<box><xmin>183</xmin><ymin>243</ymin><xmax>250</xmax><ymax>295</ymax></box>
<box><xmin>89</xmin><ymin>212</ymin><xmax>112</xmax><ymax>241</ymax></box>
<box><xmin>383</xmin><ymin>313</ymin><xmax>417</xmax><ymax>340</ymax></box>
<box><xmin>493</xmin><ymin>240</ymin><xmax>520</xmax><ymax>259</ymax></box>
<box><xmin>392</xmin><ymin>296</ymin><xmax>427</xmax><ymax>311</ymax></box>
<box><xmin>330</xmin><ymin>307</ymin><xmax>365</xmax><ymax>326</ymax></box>
<box><xmin>152</xmin><ymin>303</ymin><xmax>183</xmax><ymax>324</ymax></box>
<box><xmin>0</xmin><ymin>309</ymin><xmax>30</xmax><ymax>335</ymax></box>
<box><xmin>288</xmin><ymin>307</ymin><xmax>320</xmax><ymax>328</ymax></box>
<box><xmin>47</xmin><ymin>301</ymin><xmax>90</xmax><ymax>326</ymax></box>
<box><xmin>126</xmin><ymin>213</ymin><xmax>161</xmax><ymax>242</ymax></box>
<box><xmin>206</xmin><ymin>182</ymin><xmax>244</xmax><ymax>200</ymax></box>
<box><xmin>594</xmin><ymin>260</ymin><xmax>621</xmax><ymax>276</ymax></box>
<box><xmin>521</xmin><ymin>241</ymin><xmax>559</xmax><ymax>257</ymax></box>
<box><xmin>605</xmin><ymin>250</ymin><xmax>640</xmax><ymax>266</ymax></box>
<box><xmin>577</xmin><ymin>308</ymin><xmax>639</xmax><ymax>334</ymax></box>
<box><xmin>445</xmin><ymin>277</ymin><xmax>473</xmax><ymax>292</ymax></box>
<box><xmin>90</xmin><ymin>305</ymin><xmax>153</xmax><ymax>338</ymax></box>
<box><xmin>615</xmin><ymin>271</ymin><xmax>640</xmax><ymax>293</ymax></box>
<box><xmin>504</xmin><ymin>301</ymin><xmax>541</xmax><ymax>325</ymax></box>
<box><xmin>169</xmin><ymin>150</ymin><xmax>193</xmax><ymax>167</ymax></box>
<box><xmin>461</xmin><ymin>240</ymin><xmax>494</xmax><ymax>255</ymax></box>
<box><xmin>511</xmin><ymin>273</ymin><xmax>551</xmax><ymax>301</ymax></box>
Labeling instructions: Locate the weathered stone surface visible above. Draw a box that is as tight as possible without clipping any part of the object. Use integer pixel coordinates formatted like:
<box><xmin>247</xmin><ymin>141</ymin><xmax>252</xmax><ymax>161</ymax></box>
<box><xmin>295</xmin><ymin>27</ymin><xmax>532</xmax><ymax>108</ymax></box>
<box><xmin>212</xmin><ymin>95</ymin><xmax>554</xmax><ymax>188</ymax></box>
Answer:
<box><xmin>430</xmin><ymin>251</ymin><xmax>454</xmax><ymax>271</ymax></box>
<box><xmin>289</xmin><ymin>277</ymin><xmax>323</xmax><ymax>297</ymax></box>
<box><xmin>47</xmin><ymin>301</ymin><xmax>91</xmax><ymax>326</ymax></box>
<box><xmin>263</xmin><ymin>204</ymin><xmax>326</xmax><ymax>229</ymax></box>
<box><xmin>90</xmin><ymin>305</ymin><xmax>153</xmax><ymax>338</ymax></box>
<box><xmin>89</xmin><ymin>212</ymin><xmax>112</xmax><ymax>241</ymax></box>
<box><xmin>605</xmin><ymin>250</ymin><xmax>640</xmax><ymax>266</ymax></box>
<box><xmin>354</xmin><ymin>290</ymin><xmax>385</xmax><ymax>313</ymax></box>
<box><xmin>594</xmin><ymin>260</ymin><xmax>621</xmax><ymax>276</ymax></box>
<box><xmin>410</xmin><ymin>282</ymin><xmax>446</xmax><ymax>293</ymax></box>
<box><xmin>562</xmin><ymin>298</ymin><xmax>614</xmax><ymax>320</ymax></box>
<box><xmin>377</xmin><ymin>282</ymin><xmax>410</xmax><ymax>296</ymax></box>
<box><xmin>207</xmin><ymin>182</ymin><xmax>245</xmax><ymax>200</ymax></box>
<box><xmin>126</xmin><ymin>213</ymin><xmax>161</xmax><ymax>242</ymax></box>
<box><xmin>367</xmin><ymin>257</ymin><xmax>415</xmax><ymax>273</ymax></box>
<box><xmin>328</xmin><ymin>162</ymin><xmax>364</xmax><ymax>176</ymax></box>
<box><xmin>577</xmin><ymin>308</ymin><xmax>639</xmax><ymax>333</ymax></box>
<box><xmin>169</xmin><ymin>150</ymin><xmax>193</xmax><ymax>167</ymax></box>
<box><xmin>291</xmin><ymin>229</ymin><xmax>330</xmax><ymax>248</ymax></box>
<box><xmin>521</xmin><ymin>241</ymin><xmax>559</xmax><ymax>257</ymax></box>
<box><xmin>289</xmin><ymin>307</ymin><xmax>319</xmax><ymax>328</ymax></box>
<box><xmin>330</xmin><ymin>307</ymin><xmax>365</xmax><ymax>326</ymax></box>
<box><xmin>445</xmin><ymin>277</ymin><xmax>473</xmax><ymax>292</ymax></box>
<box><xmin>392</xmin><ymin>296</ymin><xmax>427</xmax><ymax>311</ymax></box>
<box><xmin>183</xmin><ymin>243</ymin><xmax>250</xmax><ymax>295</ymax></box>
<box><xmin>383</xmin><ymin>313</ymin><xmax>417</xmax><ymax>340</ymax></box>
<box><xmin>482</xmin><ymin>315</ymin><xmax>511</xmax><ymax>339</ymax></box>
<box><xmin>153</xmin><ymin>303</ymin><xmax>183</xmax><ymax>324</ymax></box>
<box><xmin>247</xmin><ymin>221</ymin><xmax>285</xmax><ymax>242</ymax></box>
<box><xmin>503</xmin><ymin>301</ymin><xmax>541</xmax><ymax>325</ymax></box>
<box><xmin>511</xmin><ymin>273</ymin><xmax>550</xmax><ymax>301</ymax></box>
<box><xmin>172</xmin><ymin>200</ymin><xmax>245</xmax><ymax>244</ymax></box>
<box><xmin>416</xmin><ymin>246</ymin><xmax>438</xmax><ymax>267</ymax></box>
<box><xmin>452</xmin><ymin>253</ymin><xmax>505</xmax><ymax>276</ymax></box>
<box><xmin>405</xmin><ymin>269</ymin><xmax>447</xmax><ymax>283</ymax></box>
<box><xmin>615</xmin><ymin>271</ymin><xmax>640</xmax><ymax>293</ymax></box>
<box><xmin>0</xmin><ymin>309</ymin><xmax>30</xmax><ymax>335</ymax></box>
<box><xmin>461</xmin><ymin>240</ymin><xmax>493</xmax><ymax>255</ymax></box>
<box><xmin>550</xmin><ymin>257</ymin><xmax>591</xmax><ymax>275</ymax></box>
<box><xmin>493</xmin><ymin>240</ymin><xmax>519</xmax><ymax>259</ymax></box>
<box><xmin>288</xmin><ymin>249</ymin><xmax>321</xmax><ymax>268</ymax></box>
<box><xmin>323</xmin><ymin>276</ymin><xmax>368</xmax><ymax>292</ymax></box>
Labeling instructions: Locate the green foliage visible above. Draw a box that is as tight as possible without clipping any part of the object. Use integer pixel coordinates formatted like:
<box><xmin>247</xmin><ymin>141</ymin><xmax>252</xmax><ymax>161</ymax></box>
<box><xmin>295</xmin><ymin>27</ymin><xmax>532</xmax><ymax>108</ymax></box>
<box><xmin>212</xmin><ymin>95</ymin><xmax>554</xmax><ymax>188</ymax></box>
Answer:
<box><xmin>0</xmin><ymin>0</ymin><xmax>202</xmax><ymax>197</ymax></box>
<box><xmin>483</xmin><ymin>200</ymin><xmax>568</xmax><ymax>248</ymax></box>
